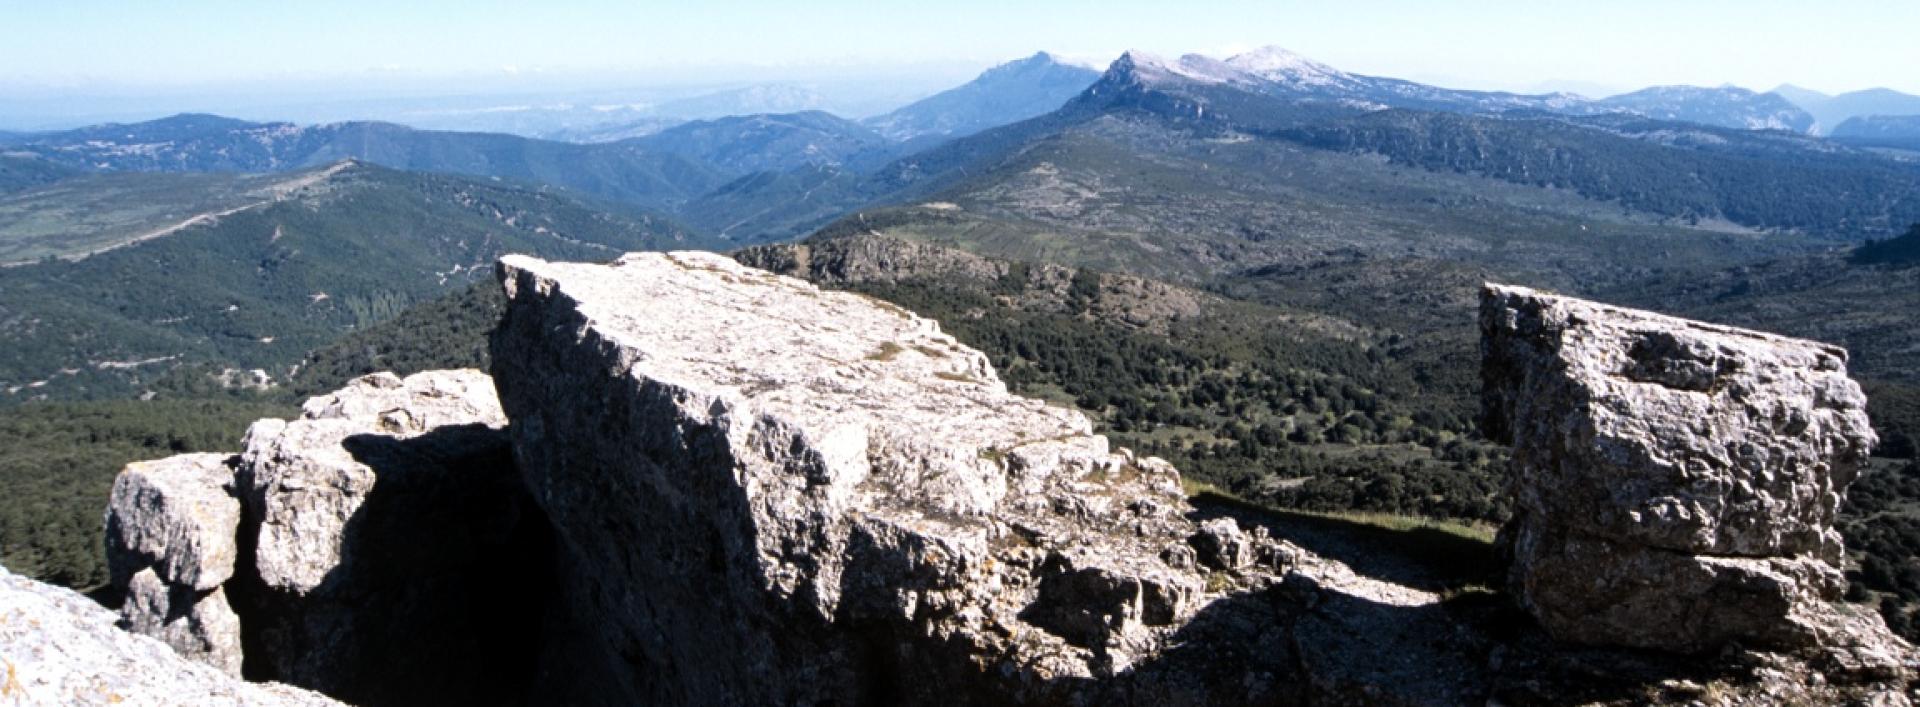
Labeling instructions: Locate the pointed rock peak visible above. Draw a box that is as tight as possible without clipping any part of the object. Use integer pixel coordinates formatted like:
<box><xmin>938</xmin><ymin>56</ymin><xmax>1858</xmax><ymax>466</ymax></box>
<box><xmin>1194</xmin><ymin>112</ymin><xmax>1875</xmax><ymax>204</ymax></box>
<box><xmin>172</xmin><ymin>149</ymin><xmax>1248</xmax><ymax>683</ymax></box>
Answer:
<box><xmin>1107</xmin><ymin>50</ymin><xmax>1248</xmax><ymax>86</ymax></box>
<box><xmin>1172</xmin><ymin>53</ymin><xmax>1253</xmax><ymax>83</ymax></box>
<box><xmin>983</xmin><ymin>51</ymin><xmax>1083</xmax><ymax>78</ymax></box>
<box><xmin>1113</xmin><ymin>49</ymin><xmax>1170</xmax><ymax>70</ymax></box>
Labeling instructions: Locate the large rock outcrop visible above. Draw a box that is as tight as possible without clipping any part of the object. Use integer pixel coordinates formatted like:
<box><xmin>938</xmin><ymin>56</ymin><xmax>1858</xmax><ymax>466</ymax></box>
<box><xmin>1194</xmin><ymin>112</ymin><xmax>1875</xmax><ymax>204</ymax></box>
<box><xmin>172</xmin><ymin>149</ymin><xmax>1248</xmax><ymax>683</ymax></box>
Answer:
<box><xmin>1481</xmin><ymin>284</ymin><xmax>1899</xmax><ymax>658</ymax></box>
<box><xmin>0</xmin><ymin>564</ymin><xmax>341</xmax><ymax>706</ymax></box>
<box><xmin>61</xmin><ymin>254</ymin><xmax>1920</xmax><ymax>705</ymax></box>
<box><xmin>103</xmin><ymin>370</ymin><xmax>552</xmax><ymax>707</ymax></box>
<box><xmin>490</xmin><ymin>251</ymin><xmax>1301</xmax><ymax>705</ymax></box>
<box><xmin>105</xmin><ymin>453</ymin><xmax>246</xmax><ymax>675</ymax></box>
<box><xmin>735</xmin><ymin>233</ymin><xmax>1209</xmax><ymax>332</ymax></box>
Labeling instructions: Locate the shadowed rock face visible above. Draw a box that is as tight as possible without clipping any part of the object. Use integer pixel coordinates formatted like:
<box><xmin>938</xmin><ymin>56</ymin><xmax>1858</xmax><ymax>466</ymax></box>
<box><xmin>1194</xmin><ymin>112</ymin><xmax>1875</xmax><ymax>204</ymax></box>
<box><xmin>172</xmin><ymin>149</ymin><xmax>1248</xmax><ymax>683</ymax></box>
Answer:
<box><xmin>1481</xmin><ymin>284</ymin><xmax>1896</xmax><ymax>656</ymax></box>
<box><xmin>489</xmin><ymin>251</ymin><xmax>1302</xmax><ymax>705</ymax></box>
<box><xmin>105</xmin><ymin>453</ymin><xmax>246</xmax><ymax>674</ymax></box>
<box><xmin>104</xmin><ymin>370</ymin><xmax>554</xmax><ymax>707</ymax></box>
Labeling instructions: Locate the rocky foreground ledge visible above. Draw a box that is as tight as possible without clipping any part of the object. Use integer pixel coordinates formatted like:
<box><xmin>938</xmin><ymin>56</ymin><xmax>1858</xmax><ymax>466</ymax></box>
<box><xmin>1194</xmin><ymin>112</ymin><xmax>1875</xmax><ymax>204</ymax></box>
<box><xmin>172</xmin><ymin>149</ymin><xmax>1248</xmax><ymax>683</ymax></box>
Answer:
<box><xmin>0</xmin><ymin>565</ymin><xmax>340</xmax><ymax>706</ymax></box>
<box><xmin>1</xmin><ymin>253</ymin><xmax>1916</xmax><ymax>705</ymax></box>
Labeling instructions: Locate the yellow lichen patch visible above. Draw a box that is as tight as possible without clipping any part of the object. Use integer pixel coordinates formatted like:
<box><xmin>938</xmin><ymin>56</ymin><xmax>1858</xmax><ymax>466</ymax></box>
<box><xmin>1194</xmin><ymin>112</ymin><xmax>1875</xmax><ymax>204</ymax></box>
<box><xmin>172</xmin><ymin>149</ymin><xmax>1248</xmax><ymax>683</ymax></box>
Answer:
<box><xmin>1205</xmin><ymin>571</ymin><xmax>1234</xmax><ymax>593</ymax></box>
<box><xmin>2</xmin><ymin>658</ymin><xmax>20</xmax><ymax>697</ymax></box>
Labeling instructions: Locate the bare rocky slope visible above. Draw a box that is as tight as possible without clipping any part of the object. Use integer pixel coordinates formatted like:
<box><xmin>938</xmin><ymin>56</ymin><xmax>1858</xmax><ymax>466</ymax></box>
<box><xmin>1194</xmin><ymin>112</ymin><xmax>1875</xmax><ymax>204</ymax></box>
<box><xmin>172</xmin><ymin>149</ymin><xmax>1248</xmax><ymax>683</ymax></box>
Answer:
<box><xmin>0</xmin><ymin>564</ymin><xmax>341</xmax><ymax>706</ymax></box>
<box><xmin>3</xmin><ymin>253</ymin><xmax>1917</xmax><ymax>705</ymax></box>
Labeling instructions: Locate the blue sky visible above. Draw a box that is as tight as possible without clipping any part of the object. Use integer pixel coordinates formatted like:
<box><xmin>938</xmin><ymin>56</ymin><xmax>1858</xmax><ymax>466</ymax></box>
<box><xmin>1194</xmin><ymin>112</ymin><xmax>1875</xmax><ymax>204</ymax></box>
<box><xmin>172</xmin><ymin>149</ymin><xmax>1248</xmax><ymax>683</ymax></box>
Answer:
<box><xmin>4</xmin><ymin>0</ymin><xmax>1917</xmax><ymax>95</ymax></box>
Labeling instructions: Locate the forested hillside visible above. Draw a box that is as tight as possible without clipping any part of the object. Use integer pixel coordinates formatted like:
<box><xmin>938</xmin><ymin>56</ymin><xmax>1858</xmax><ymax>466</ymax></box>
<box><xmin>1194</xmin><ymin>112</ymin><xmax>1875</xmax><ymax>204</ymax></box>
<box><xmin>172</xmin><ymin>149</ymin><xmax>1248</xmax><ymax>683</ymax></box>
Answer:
<box><xmin>0</xmin><ymin>161</ymin><xmax>702</xmax><ymax>404</ymax></box>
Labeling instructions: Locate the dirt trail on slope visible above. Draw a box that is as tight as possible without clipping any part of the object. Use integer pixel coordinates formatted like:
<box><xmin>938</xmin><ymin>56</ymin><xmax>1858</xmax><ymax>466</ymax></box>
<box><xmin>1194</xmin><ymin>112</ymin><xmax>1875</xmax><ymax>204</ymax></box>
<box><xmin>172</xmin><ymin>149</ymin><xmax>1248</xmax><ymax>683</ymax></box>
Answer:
<box><xmin>1</xmin><ymin>161</ymin><xmax>357</xmax><ymax>268</ymax></box>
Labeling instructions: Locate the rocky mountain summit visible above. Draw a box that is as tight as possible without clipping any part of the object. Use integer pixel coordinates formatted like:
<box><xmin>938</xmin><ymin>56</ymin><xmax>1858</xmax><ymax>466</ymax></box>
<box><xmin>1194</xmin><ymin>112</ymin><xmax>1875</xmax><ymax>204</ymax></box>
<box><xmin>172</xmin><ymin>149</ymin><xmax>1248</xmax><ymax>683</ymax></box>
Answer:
<box><xmin>3</xmin><ymin>255</ymin><xmax>1917</xmax><ymax>705</ymax></box>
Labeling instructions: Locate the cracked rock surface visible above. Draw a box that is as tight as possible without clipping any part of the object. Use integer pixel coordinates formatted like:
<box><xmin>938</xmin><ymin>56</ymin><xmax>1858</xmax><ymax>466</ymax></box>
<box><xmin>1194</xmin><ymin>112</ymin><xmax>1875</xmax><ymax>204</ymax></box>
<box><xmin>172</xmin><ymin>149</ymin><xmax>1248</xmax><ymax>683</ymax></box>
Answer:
<box><xmin>98</xmin><ymin>369</ymin><xmax>551</xmax><ymax>707</ymax></box>
<box><xmin>491</xmin><ymin>251</ymin><xmax>1300</xmax><ymax>705</ymax></box>
<box><xmin>1482</xmin><ymin>283</ymin><xmax>1902</xmax><ymax>658</ymax></box>
<box><xmin>104</xmin><ymin>452</ymin><xmax>246</xmax><ymax>674</ymax></box>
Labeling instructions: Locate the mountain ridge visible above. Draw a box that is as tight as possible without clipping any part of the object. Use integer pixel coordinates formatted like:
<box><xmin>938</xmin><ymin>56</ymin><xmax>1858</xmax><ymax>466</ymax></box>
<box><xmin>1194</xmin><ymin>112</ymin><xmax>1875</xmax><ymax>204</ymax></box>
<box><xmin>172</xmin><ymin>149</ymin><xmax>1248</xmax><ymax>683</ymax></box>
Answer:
<box><xmin>864</xmin><ymin>52</ymin><xmax>1104</xmax><ymax>142</ymax></box>
<box><xmin>0</xmin><ymin>160</ymin><xmax>706</xmax><ymax>404</ymax></box>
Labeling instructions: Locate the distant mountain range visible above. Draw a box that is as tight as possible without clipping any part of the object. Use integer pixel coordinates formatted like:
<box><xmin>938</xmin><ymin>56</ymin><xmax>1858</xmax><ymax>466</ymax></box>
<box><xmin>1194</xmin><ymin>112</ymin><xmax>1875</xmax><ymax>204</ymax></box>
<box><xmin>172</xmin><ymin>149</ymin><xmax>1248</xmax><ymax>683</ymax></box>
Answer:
<box><xmin>1594</xmin><ymin>86</ymin><xmax>1814</xmax><ymax>132</ymax></box>
<box><xmin>1103</xmin><ymin>48</ymin><xmax>1825</xmax><ymax>133</ymax></box>
<box><xmin>1833</xmin><ymin>115</ymin><xmax>1920</xmax><ymax>150</ymax></box>
<box><xmin>0</xmin><ymin>54</ymin><xmax>1117</xmax><ymax>242</ymax></box>
<box><xmin>863</xmin><ymin>52</ymin><xmax>1102</xmax><ymax>142</ymax></box>
<box><xmin>1776</xmin><ymin>84</ymin><xmax>1920</xmax><ymax>135</ymax></box>
<box><xmin>6</xmin><ymin>113</ymin><xmax>733</xmax><ymax>209</ymax></box>
<box><xmin>629</xmin><ymin>111</ymin><xmax>897</xmax><ymax>174</ymax></box>
<box><xmin>7</xmin><ymin>46</ymin><xmax>1920</xmax><ymax>250</ymax></box>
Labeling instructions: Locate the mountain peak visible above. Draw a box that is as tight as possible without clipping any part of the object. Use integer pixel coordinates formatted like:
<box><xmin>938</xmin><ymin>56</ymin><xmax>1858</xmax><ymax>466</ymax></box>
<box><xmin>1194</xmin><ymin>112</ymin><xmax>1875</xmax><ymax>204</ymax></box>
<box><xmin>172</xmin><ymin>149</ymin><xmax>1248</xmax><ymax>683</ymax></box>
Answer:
<box><xmin>1110</xmin><ymin>50</ymin><xmax>1251</xmax><ymax>86</ymax></box>
<box><xmin>1773</xmin><ymin>83</ymin><xmax>1831</xmax><ymax>101</ymax></box>
<box><xmin>982</xmin><ymin>51</ymin><xmax>1079</xmax><ymax>79</ymax></box>
<box><xmin>1224</xmin><ymin>46</ymin><xmax>1346</xmax><ymax>85</ymax></box>
<box><xmin>864</xmin><ymin>51</ymin><xmax>1100</xmax><ymax>141</ymax></box>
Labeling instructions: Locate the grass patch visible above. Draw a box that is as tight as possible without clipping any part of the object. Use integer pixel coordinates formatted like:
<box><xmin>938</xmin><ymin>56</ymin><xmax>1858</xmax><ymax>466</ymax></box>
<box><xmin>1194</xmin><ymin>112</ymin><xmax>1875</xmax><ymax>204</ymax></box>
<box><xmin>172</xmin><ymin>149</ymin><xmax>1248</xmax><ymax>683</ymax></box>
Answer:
<box><xmin>1182</xmin><ymin>478</ymin><xmax>1499</xmax><ymax>591</ymax></box>
<box><xmin>1181</xmin><ymin>478</ymin><xmax>1495</xmax><ymax>543</ymax></box>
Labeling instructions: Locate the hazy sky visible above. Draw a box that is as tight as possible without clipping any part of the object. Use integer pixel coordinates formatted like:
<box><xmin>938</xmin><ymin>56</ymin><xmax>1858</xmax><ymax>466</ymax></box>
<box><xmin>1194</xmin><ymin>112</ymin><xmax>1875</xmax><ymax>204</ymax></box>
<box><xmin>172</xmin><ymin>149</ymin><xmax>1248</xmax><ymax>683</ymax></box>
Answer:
<box><xmin>5</xmin><ymin>0</ymin><xmax>1917</xmax><ymax>96</ymax></box>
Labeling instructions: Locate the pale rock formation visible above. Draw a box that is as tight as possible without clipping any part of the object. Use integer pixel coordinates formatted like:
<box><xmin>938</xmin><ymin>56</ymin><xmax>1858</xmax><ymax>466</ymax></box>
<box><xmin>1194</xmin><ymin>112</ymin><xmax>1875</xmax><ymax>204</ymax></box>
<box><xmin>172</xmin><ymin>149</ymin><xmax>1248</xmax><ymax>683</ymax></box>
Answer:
<box><xmin>1481</xmin><ymin>283</ymin><xmax>1900</xmax><ymax>657</ymax></box>
<box><xmin>1191</xmin><ymin>517</ymin><xmax>1256</xmax><ymax>571</ymax></box>
<box><xmin>106</xmin><ymin>453</ymin><xmax>241</xmax><ymax>593</ymax></box>
<box><xmin>490</xmin><ymin>251</ymin><xmax>1296</xmax><ymax>704</ymax></box>
<box><xmin>0</xmin><ymin>565</ymin><xmax>340</xmax><ymax>706</ymax></box>
<box><xmin>103</xmin><ymin>453</ymin><xmax>245</xmax><ymax>674</ymax></box>
<box><xmin>103</xmin><ymin>369</ymin><xmax>550</xmax><ymax>707</ymax></box>
<box><xmin>239</xmin><ymin>369</ymin><xmax>506</xmax><ymax>594</ymax></box>
<box><xmin>735</xmin><ymin>233</ymin><xmax>1207</xmax><ymax>332</ymax></box>
<box><xmin>119</xmin><ymin>569</ymin><xmax>244</xmax><ymax>677</ymax></box>
<box><xmin>231</xmin><ymin>369</ymin><xmax>547</xmax><ymax>706</ymax></box>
